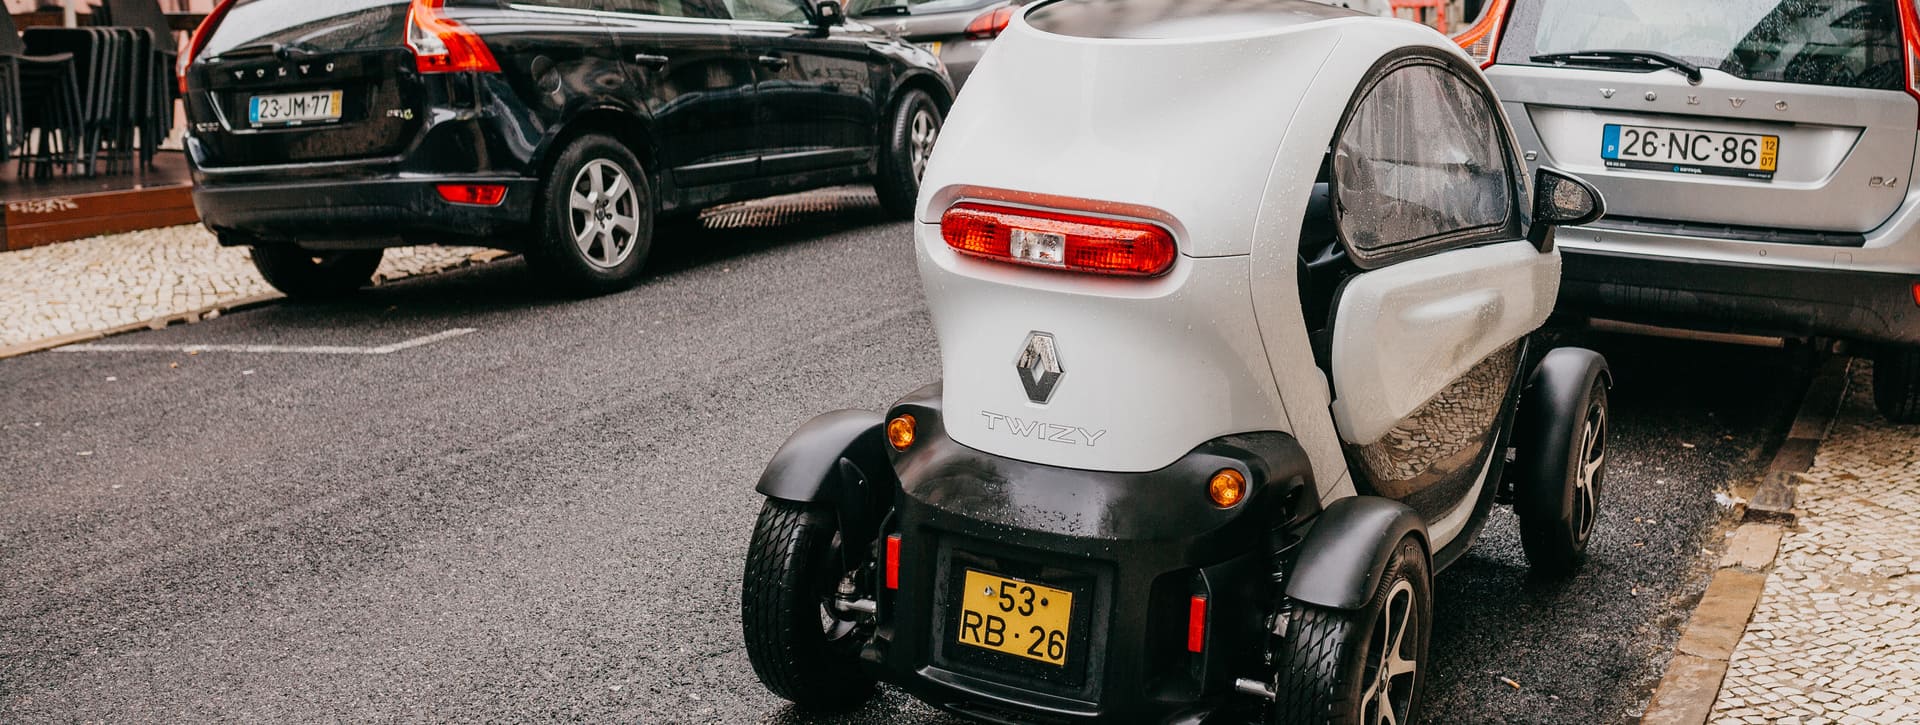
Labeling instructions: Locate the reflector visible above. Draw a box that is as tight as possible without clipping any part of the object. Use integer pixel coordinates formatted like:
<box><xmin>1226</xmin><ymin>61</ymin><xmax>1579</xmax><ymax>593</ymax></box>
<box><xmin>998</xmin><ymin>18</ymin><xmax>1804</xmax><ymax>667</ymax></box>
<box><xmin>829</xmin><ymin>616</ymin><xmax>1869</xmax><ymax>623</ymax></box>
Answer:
<box><xmin>885</xmin><ymin>535</ymin><xmax>902</xmax><ymax>590</ymax></box>
<box><xmin>436</xmin><ymin>184</ymin><xmax>508</xmax><ymax>206</ymax></box>
<box><xmin>1187</xmin><ymin>596</ymin><xmax>1207</xmax><ymax>653</ymax></box>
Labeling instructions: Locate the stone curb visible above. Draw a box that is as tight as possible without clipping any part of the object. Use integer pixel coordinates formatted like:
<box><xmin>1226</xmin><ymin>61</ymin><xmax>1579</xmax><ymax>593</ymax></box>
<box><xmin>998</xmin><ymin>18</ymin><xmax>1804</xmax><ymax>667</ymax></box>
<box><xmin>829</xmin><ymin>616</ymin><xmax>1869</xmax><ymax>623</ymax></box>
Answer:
<box><xmin>1640</xmin><ymin>355</ymin><xmax>1852</xmax><ymax>725</ymax></box>
<box><xmin>0</xmin><ymin>250</ymin><xmax>518</xmax><ymax>363</ymax></box>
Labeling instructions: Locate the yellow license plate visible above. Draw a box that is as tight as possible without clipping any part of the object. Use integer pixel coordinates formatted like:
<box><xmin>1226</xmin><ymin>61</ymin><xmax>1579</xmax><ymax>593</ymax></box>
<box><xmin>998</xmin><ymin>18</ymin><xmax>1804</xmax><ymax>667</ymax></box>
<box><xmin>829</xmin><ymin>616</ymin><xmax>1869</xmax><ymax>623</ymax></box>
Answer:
<box><xmin>956</xmin><ymin>570</ymin><xmax>1073</xmax><ymax>666</ymax></box>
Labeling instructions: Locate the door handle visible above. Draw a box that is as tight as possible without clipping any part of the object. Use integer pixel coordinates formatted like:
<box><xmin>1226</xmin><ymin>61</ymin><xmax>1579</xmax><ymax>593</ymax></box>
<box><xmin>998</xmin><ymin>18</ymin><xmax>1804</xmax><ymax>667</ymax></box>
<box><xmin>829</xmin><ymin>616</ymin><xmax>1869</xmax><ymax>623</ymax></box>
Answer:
<box><xmin>756</xmin><ymin>55</ymin><xmax>790</xmax><ymax>71</ymax></box>
<box><xmin>632</xmin><ymin>53</ymin><xmax>670</xmax><ymax>69</ymax></box>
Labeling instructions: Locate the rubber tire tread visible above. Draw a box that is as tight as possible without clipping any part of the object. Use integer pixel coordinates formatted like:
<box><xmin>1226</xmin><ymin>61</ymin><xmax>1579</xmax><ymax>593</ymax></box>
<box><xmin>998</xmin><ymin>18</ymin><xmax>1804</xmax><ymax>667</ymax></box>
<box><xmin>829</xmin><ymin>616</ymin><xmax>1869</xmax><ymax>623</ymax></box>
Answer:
<box><xmin>525</xmin><ymin>133</ymin><xmax>654</xmax><ymax>297</ymax></box>
<box><xmin>1517</xmin><ymin>379</ymin><xmax>1606</xmax><ymax>577</ymax></box>
<box><xmin>1272</xmin><ymin>537</ymin><xmax>1430</xmax><ymax>725</ymax></box>
<box><xmin>1873</xmin><ymin>347</ymin><xmax>1920</xmax><ymax>424</ymax></box>
<box><xmin>874</xmin><ymin>89</ymin><xmax>939</xmax><ymax>219</ymax></box>
<box><xmin>741</xmin><ymin>499</ymin><xmax>875</xmax><ymax>710</ymax></box>
<box><xmin>248</xmin><ymin>246</ymin><xmax>381</xmax><ymax>300</ymax></box>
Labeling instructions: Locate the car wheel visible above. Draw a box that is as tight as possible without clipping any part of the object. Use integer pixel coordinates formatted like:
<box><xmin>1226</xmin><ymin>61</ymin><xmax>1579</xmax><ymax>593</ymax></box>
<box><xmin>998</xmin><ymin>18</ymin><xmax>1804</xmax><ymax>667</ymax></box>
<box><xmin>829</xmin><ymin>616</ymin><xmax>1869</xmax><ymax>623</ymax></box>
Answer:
<box><xmin>1517</xmin><ymin>376</ymin><xmax>1608</xmax><ymax>577</ymax></box>
<box><xmin>741</xmin><ymin>498</ymin><xmax>877</xmax><ymax>711</ymax></box>
<box><xmin>1873</xmin><ymin>346</ymin><xmax>1920</xmax><ymax>424</ymax></box>
<box><xmin>1272</xmin><ymin>535</ymin><xmax>1430</xmax><ymax>725</ymax></box>
<box><xmin>526</xmin><ymin>133</ymin><xmax>654</xmax><ymax>296</ymax></box>
<box><xmin>874</xmin><ymin>89</ymin><xmax>942</xmax><ymax>219</ymax></box>
<box><xmin>248</xmin><ymin>245</ymin><xmax>382</xmax><ymax>300</ymax></box>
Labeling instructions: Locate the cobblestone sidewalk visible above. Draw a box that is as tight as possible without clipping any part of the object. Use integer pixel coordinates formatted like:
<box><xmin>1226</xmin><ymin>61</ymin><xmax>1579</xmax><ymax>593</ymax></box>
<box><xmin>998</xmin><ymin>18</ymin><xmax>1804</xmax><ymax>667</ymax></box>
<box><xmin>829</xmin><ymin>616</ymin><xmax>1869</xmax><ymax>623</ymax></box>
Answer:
<box><xmin>0</xmin><ymin>225</ymin><xmax>488</xmax><ymax>351</ymax></box>
<box><xmin>1711</xmin><ymin>365</ymin><xmax>1920</xmax><ymax>725</ymax></box>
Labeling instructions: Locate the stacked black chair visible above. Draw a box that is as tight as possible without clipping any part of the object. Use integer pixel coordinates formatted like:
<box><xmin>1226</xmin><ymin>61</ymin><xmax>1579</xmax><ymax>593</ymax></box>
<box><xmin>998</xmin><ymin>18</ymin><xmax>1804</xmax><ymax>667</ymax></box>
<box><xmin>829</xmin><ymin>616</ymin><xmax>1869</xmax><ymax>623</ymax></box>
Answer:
<box><xmin>99</xmin><ymin>0</ymin><xmax>179</xmax><ymax>168</ymax></box>
<box><xmin>1</xmin><ymin>11</ymin><xmax>85</xmax><ymax>177</ymax></box>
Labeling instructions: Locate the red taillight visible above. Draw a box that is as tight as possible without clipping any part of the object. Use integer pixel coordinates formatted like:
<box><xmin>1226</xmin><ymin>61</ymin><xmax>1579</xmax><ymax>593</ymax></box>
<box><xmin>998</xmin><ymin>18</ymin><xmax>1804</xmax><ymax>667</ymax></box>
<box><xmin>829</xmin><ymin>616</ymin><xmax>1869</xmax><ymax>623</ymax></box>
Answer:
<box><xmin>436</xmin><ymin>183</ymin><xmax>507</xmax><ymax>206</ymax></box>
<box><xmin>965</xmin><ymin>6</ymin><xmax>1015</xmax><ymax>40</ymax></box>
<box><xmin>408</xmin><ymin>0</ymin><xmax>501</xmax><ymax>74</ymax></box>
<box><xmin>1452</xmin><ymin>0</ymin><xmax>1513</xmax><ymax>70</ymax></box>
<box><xmin>1911</xmin><ymin>281</ymin><xmax>1920</xmax><ymax>307</ymax></box>
<box><xmin>1186</xmin><ymin>596</ymin><xmax>1207</xmax><ymax>653</ymax></box>
<box><xmin>940</xmin><ymin>202</ymin><xmax>1178</xmax><ymax>277</ymax></box>
<box><xmin>885</xmin><ymin>534</ymin><xmax>902</xmax><ymax>590</ymax></box>
<box><xmin>178</xmin><ymin>0</ymin><xmax>240</xmax><ymax>94</ymax></box>
<box><xmin>1900</xmin><ymin>0</ymin><xmax>1920</xmax><ymax>116</ymax></box>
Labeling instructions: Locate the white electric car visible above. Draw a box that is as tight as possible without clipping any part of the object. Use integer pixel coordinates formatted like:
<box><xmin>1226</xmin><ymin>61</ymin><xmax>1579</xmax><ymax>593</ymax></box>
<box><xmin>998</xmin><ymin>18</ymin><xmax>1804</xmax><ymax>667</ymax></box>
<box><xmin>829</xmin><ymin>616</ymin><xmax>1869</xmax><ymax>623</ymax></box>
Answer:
<box><xmin>742</xmin><ymin>1</ymin><xmax>1612</xmax><ymax>723</ymax></box>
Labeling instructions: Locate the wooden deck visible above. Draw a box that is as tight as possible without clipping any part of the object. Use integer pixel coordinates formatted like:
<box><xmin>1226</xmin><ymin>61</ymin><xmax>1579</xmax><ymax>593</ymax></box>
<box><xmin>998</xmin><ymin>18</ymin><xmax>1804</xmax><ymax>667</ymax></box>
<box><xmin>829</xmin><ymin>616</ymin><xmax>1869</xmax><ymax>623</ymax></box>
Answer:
<box><xmin>1</xmin><ymin>151</ymin><xmax>198</xmax><ymax>251</ymax></box>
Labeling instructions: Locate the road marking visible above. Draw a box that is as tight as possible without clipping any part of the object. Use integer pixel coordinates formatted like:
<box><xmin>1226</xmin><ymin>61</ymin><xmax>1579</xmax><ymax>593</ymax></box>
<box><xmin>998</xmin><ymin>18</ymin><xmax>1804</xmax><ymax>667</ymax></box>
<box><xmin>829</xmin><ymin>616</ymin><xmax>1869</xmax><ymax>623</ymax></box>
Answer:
<box><xmin>53</xmin><ymin>328</ymin><xmax>478</xmax><ymax>355</ymax></box>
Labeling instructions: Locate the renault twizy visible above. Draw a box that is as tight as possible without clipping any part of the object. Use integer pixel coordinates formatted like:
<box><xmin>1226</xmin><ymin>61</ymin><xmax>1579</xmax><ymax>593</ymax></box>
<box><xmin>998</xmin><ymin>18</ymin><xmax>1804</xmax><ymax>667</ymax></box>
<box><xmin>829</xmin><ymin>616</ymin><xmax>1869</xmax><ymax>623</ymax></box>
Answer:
<box><xmin>742</xmin><ymin>1</ymin><xmax>1612</xmax><ymax>722</ymax></box>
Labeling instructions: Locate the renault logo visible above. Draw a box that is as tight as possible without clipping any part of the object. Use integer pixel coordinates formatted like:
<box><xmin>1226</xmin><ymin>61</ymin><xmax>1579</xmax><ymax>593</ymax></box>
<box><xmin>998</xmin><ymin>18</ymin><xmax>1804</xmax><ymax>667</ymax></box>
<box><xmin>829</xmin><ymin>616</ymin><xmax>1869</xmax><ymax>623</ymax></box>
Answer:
<box><xmin>1015</xmin><ymin>332</ymin><xmax>1064</xmax><ymax>405</ymax></box>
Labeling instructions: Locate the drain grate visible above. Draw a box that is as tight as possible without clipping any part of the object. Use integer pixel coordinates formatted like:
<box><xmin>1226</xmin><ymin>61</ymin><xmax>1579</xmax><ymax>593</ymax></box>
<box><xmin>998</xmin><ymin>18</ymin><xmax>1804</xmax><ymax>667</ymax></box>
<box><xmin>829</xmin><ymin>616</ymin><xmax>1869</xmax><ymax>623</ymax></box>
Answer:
<box><xmin>697</xmin><ymin>187</ymin><xmax>882</xmax><ymax>230</ymax></box>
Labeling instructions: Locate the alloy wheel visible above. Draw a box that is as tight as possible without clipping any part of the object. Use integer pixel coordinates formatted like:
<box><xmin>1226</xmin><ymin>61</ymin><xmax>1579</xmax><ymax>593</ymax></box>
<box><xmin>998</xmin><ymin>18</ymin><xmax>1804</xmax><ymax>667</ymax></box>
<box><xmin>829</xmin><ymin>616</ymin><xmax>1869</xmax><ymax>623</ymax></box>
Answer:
<box><xmin>1360</xmin><ymin>579</ymin><xmax>1419</xmax><ymax>725</ymax></box>
<box><xmin>909</xmin><ymin>108</ymin><xmax>938</xmax><ymax>182</ymax></box>
<box><xmin>1573</xmin><ymin>401</ymin><xmax>1607</xmax><ymax>543</ymax></box>
<box><xmin>566</xmin><ymin>159</ymin><xmax>642</xmax><ymax>269</ymax></box>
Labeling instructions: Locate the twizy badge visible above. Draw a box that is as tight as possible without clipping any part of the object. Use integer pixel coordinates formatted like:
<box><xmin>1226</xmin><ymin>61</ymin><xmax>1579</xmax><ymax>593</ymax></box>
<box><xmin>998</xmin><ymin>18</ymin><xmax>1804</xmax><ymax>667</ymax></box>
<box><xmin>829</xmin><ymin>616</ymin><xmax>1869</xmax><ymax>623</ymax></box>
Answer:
<box><xmin>1015</xmin><ymin>331</ymin><xmax>1064</xmax><ymax>404</ymax></box>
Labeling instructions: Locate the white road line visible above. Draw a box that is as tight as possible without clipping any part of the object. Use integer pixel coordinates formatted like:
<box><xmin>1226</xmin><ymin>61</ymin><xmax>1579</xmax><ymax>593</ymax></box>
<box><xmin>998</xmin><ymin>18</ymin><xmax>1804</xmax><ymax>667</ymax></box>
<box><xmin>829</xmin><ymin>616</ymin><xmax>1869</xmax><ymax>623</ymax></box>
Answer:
<box><xmin>54</xmin><ymin>328</ymin><xmax>479</xmax><ymax>355</ymax></box>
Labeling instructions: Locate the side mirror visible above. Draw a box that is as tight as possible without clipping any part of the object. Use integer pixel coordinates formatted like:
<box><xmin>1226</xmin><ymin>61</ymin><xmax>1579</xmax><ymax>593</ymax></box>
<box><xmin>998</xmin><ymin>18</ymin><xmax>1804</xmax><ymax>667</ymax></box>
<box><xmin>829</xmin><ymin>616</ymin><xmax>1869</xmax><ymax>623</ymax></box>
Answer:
<box><xmin>1528</xmin><ymin>167</ymin><xmax>1605</xmax><ymax>251</ymax></box>
<box><xmin>814</xmin><ymin>0</ymin><xmax>846</xmax><ymax>27</ymax></box>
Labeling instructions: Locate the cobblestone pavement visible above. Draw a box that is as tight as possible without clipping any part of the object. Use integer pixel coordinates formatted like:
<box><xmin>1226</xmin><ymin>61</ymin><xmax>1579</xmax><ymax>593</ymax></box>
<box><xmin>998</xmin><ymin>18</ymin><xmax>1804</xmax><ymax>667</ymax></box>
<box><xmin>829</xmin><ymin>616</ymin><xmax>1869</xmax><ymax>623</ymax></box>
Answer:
<box><xmin>1712</xmin><ymin>364</ymin><xmax>1920</xmax><ymax>725</ymax></box>
<box><xmin>0</xmin><ymin>225</ymin><xmax>488</xmax><ymax>349</ymax></box>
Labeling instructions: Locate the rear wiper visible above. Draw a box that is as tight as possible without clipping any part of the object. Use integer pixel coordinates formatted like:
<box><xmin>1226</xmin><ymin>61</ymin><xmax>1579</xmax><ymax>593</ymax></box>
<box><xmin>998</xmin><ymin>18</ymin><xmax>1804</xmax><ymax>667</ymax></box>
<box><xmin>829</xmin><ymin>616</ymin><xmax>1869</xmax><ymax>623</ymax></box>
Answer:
<box><xmin>1529</xmin><ymin>49</ymin><xmax>1703</xmax><ymax>84</ymax></box>
<box><xmin>859</xmin><ymin>4</ymin><xmax>911</xmax><ymax>16</ymax></box>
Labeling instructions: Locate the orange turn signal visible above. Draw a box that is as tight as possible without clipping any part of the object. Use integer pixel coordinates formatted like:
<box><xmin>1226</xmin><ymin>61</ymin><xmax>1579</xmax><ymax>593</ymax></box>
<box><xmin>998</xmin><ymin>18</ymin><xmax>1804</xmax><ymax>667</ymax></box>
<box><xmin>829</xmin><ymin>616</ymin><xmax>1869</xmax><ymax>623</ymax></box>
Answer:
<box><xmin>1207</xmin><ymin>469</ymin><xmax>1247</xmax><ymax>508</ymax></box>
<box><xmin>887</xmin><ymin>415</ymin><xmax>917</xmax><ymax>451</ymax></box>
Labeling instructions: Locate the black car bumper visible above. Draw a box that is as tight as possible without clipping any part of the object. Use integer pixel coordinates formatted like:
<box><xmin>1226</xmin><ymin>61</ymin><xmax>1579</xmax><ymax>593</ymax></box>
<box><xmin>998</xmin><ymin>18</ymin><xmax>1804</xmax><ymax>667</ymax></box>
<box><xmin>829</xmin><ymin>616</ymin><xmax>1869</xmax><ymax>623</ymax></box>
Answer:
<box><xmin>1560</xmin><ymin>248</ymin><xmax>1920</xmax><ymax>346</ymax></box>
<box><xmin>193</xmin><ymin>175</ymin><xmax>538</xmax><ymax>249</ymax></box>
<box><xmin>868</xmin><ymin>394</ymin><xmax>1318</xmax><ymax>724</ymax></box>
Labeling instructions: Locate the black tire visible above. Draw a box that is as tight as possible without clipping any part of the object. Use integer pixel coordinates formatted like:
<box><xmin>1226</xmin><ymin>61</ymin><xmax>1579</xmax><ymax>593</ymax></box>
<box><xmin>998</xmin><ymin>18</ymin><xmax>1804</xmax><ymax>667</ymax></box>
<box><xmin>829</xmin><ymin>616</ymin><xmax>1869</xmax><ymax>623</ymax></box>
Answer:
<box><xmin>525</xmin><ymin>133</ymin><xmax>654</xmax><ymax>296</ymax></box>
<box><xmin>741</xmin><ymin>499</ymin><xmax>876</xmax><ymax>711</ymax></box>
<box><xmin>874</xmin><ymin>89</ymin><xmax>942</xmax><ymax>219</ymax></box>
<box><xmin>1873</xmin><ymin>346</ymin><xmax>1920</xmax><ymax>424</ymax></box>
<box><xmin>248</xmin><ymin>245</ymin><xmax>382</xmax><ymax>300</ymax></box>
<box><xmin>1517</xmin><ymin>377</ymin><xmax>1608</xmax><ymax>576</ymax></box>
<box><xmin>1273</xmin><ymin>536</ymin><xmax>1432</xmax><ymax>725</ymax></box>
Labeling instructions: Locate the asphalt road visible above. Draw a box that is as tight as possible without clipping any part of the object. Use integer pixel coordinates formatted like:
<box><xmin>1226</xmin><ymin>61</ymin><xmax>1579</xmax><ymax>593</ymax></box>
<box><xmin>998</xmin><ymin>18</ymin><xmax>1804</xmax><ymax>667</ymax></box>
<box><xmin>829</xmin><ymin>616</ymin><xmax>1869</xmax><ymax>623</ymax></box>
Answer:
<box><xmin>0</xmin><ymin>191</ymin><xmax>1808</xmax><ymax>723</ymax></box>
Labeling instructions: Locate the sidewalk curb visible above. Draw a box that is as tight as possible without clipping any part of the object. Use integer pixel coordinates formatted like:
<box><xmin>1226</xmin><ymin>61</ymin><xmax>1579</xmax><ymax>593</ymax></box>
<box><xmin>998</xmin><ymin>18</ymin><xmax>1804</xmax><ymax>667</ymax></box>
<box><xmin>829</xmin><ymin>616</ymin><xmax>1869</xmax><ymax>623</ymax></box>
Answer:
<box><xmin>1640</xmin><ymin>355</ymin><xmax>1852</xmax><ymax>725</ymax></box>
<box><xmin>0</xmin><ymin>293</ymin><xmax>284</xmax><ymax>362</ymax></box>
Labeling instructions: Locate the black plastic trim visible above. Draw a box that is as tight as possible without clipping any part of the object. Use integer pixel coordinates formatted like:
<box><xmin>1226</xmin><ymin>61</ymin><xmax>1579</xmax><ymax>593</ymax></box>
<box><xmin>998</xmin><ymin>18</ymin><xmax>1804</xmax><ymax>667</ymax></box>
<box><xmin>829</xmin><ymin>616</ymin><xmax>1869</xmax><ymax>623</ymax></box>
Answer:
<box><xmin>1284</xmin><ymin>497</ymin><xmax>1427</xmax><ymax>610</ymax></box>
<box><xmin>1587</xmin><ymin>215</ymin><xmax>1866</xmax><ymax>248</ymax></box>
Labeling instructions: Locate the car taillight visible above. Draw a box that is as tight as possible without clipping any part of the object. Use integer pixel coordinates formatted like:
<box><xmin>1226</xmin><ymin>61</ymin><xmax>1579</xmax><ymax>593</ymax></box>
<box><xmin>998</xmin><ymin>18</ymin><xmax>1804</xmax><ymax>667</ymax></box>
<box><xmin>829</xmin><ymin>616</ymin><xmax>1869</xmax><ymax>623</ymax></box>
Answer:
<box><xmin>964</xmin><ymin>6</ymin><xmax>1014</xmax><ymax>40</ymax></box>
<box><xmin>1186</xmin><ymin>595</ymin><xmax>1207</xmax><ymax>653</ymax></box>
<box><xmin>178</xmin><ymin>0</ymin><xmax>239</xmax><ymax>94</ymax></box>
<box><xmin>940</xmin><ymin>202</ymin><xmax>1178</xmax><ymax>277</ymax></box>
<box><xmin>408</xmin><ymin>0</ymin><xmax>501</xmax><ymax>74</ymax></box>
<box><xmin>436</xmin><ymin>183</ymin><xmax>507</xmax><ymax>206</ymax></box>
<box><xmin>1900</xmin><ymin>0</ymin><xmax>1920</xmax><ymax>116</ymax></box>
<box><xmin>1452</xmin><ymin>0</ymin><xmax>1512</xmax><ymax>69</ymax></box>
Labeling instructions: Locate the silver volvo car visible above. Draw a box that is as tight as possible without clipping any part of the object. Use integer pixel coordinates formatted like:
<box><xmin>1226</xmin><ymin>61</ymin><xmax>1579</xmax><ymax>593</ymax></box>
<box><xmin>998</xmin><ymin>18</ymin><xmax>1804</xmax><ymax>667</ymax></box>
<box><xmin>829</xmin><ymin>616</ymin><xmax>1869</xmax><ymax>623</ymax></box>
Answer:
<box><xmin>1465</xmin><ymin>0</ymin><xmax>1920</xmax><ymax>422</ymax></box>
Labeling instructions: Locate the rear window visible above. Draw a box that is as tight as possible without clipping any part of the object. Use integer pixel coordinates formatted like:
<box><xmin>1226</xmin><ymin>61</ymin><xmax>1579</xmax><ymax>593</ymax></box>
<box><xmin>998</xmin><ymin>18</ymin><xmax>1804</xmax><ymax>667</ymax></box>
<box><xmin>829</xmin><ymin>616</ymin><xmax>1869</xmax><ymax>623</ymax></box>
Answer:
<box><xmin>849</xmin><ymin>0</ymin><xmax>1003</xmax><ymax>16</ymax></box>
<box><xmin>202</xmin><ymin>0</ymin><xmax>409</xmax><ymax>58</ymax></box>
<box><xmin>1499</xmin><ymin>0</ymin><xmax>1906</xmax><ymax>91</ymax></box>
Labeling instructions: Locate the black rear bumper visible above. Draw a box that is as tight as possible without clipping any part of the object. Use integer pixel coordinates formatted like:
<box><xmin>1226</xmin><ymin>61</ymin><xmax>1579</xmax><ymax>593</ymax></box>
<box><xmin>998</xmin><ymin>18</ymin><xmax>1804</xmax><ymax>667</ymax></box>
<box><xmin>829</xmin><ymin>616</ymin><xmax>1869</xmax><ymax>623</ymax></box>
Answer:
<box><xmin>869</xmin><ymin>393</ymin><xmax>1318</xmax><ymax>724</ymax></box>
<box><xmin>1559</xmin><ymin>248</ymin><xmax>1920</xmax><ymax>346</ymax></box>
<box><xmin>193</xmin><ymin>175</ymin><xmax>538</xmax><ymax>249</ymax></box>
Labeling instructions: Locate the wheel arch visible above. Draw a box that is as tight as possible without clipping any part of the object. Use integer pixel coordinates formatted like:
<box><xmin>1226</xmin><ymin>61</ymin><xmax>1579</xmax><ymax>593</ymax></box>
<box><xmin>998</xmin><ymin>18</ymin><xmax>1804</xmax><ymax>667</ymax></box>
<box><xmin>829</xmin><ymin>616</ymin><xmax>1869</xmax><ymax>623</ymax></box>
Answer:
<box><xmin>1513</xmin><ymin>346</ymin><xmax>1611</xmax><ymax>488</ymax></box>
<box><xmin>890</xmin><ymin>70</ymin><xmax>955</xmax><ymax>116</ymax></box>
<box><xmin>1285</xmin><ymin>496</ymin><xmax>1430</xmax><ymax>611</ymax></box>
<box><xmin>535</xmin><ymin>105</ymin><xmax>659</xmax><ymax>186</ymax></box>
<box><xmin>756</xmin><ymin>410</ymin><xmax>896</xmax><ymax>505</ymax></box>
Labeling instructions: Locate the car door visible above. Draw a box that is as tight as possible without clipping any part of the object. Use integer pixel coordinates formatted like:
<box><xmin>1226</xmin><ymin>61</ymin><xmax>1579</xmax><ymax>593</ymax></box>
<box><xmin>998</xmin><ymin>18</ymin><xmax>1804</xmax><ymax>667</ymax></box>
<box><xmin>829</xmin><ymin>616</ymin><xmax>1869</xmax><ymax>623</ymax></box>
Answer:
<box><xmin>729</xmin><ymin>0</ymin><xmax>882</xmax><ymax>174</ymax></box>
<box><xmin>1320</xmin><ymin>55</ymin><xmax>1558</xmax><ymax>546</ymax></box>
<box><xmin>599</xmin><ymin>0</ymin><xmax>763</xmax><ymax>186</ymax></box>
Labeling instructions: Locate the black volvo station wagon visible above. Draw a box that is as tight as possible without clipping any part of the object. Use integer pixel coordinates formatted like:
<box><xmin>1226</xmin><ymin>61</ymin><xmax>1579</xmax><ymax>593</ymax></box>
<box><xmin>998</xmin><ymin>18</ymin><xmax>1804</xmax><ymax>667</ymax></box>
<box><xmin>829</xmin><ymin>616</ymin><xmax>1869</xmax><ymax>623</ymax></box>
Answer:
<box><xmin>180</xmin><ymin>0</ymin><xmax>952</xmax><ymax>297</ymax></box>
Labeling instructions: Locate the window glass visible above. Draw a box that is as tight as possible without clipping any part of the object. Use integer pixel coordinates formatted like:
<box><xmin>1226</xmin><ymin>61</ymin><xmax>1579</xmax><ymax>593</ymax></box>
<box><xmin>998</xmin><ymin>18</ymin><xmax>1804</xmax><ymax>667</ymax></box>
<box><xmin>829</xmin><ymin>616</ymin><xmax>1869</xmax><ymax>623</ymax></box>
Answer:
<box><xmin>606</xmin><ymin>0</ymin><xmax>735</xmax><ymax>18</ymax></box>
<box><xmin>1502</xmin><ymin>0</ymin><xmax>1903</xmax><ymax>91</ymax></box>
<box><xmin>202</xmin><ymin>0</ymin><xmax>408</xmax><ymax>57</ymax></box>
<box><xmin>724</xmin><ymin>0</ymin><xmax>809</xmax><ymax>22</ymax></box>
<box><xmin>848</xmin><ymin>0</ymin><xmax>1002</xmax><ymax>17</ymax></box>
<box><xmin>1334</xmin><ymin>64</ymin><xmax>1510</xmax><ymax>257</ymax></box>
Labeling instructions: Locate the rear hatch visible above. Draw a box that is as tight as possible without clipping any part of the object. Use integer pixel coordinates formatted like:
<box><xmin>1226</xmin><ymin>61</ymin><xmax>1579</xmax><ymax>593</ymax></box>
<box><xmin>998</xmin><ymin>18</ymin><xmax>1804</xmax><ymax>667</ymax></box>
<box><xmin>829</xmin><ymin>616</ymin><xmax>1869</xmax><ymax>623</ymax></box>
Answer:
<box><xmin>850</xmin><ymin>0</ymin><xmax>1006</xmax><ymax>46</ymax></box>
<box><xmin>1487</xmin><ymin>0</ymin><xmax>1919</xmax><ymax>237</ymax></box>
<box><xmin>187</xmin><ymin>0</ymin><xmax>422</xmax><ymax>168</ymax></box>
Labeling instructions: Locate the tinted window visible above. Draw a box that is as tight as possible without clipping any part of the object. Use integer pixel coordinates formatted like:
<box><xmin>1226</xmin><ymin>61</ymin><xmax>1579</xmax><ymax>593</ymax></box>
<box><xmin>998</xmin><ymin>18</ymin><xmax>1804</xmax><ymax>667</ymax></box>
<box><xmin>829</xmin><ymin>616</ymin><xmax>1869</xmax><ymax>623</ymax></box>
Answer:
<box><xmin>1334</xmin><ymin>63</ymin><xmax>1511</xmax><ymax>259</ymax></box>
<box><xmin>849</xmin><ymin>0</ymin><xmax>1003</xmax><ymax>17</ymax></box>
<box><xmin>1501</xmin><ymin>0</ymin><xmax>1904</xmax><ymax>91</ymax></box>
<box><xmin>1025</xmin><ymin>0</ymin><xmax>1359</xmax><ymax>40</ymax></box>
<box><xmin>202</xmin><ymin>0</ymin><xmax>408</xmax><ymax>57</ymax></box>
<box><xmin>724</xmin><ymin>0</ymin><xmax>809</xmax><ymax>22</ymax></box>
<box><xmin>606</xmin><ymin>0</ymin><xmax>736</xmax><ymax>18</ymax></box>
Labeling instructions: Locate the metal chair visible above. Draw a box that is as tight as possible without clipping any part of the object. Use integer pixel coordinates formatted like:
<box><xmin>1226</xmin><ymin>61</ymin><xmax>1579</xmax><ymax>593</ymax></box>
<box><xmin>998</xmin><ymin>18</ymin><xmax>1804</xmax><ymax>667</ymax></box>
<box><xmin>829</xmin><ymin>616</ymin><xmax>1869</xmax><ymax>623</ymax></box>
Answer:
<box><xmin>0</xmin><ymin>11</ymin><xmax>84</xmax><ymax>177</ymax></box>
